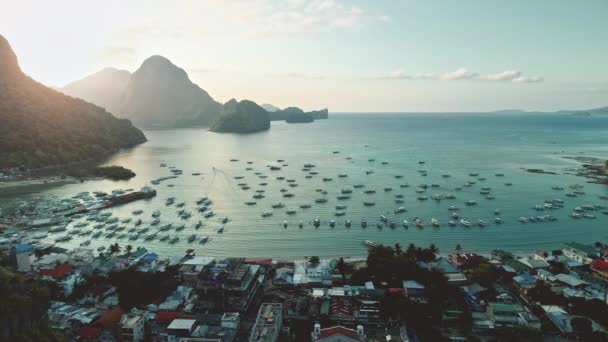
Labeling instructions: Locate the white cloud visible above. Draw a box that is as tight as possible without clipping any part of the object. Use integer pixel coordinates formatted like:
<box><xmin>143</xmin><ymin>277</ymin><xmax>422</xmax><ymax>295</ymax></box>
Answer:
<box><xmin>210</xmin><ymin>0</ymin><xmax>367</xmax><ymax>36</ymax></box>
<box><xmin>440</xmin><ymin>67</ymin><xmax>478</xmax><ymax>81</ymax></box>
<box><xmin>512</xmin><ymin>75</ymin><xmax>544</xmax><ymax>83</ymax></box>
<box><xmin>482</xmin><ymin>70</ymin><xmax>522</xmax><ymax>82</ymax></box>
<box><xmin>375</xmin><ymin>68</ymin><xmax>543</xmax><ymax>84</ymax></box>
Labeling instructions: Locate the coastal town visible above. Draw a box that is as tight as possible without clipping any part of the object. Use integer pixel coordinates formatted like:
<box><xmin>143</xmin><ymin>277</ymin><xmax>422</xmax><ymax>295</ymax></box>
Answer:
<box><xmin>3</xmin><ymin>222</ymin><xmax>608</xmax><ymax>341</ymax></box>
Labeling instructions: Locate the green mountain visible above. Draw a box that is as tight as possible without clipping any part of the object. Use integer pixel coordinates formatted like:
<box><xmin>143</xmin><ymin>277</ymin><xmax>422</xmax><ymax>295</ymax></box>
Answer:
<box><xmin>270</xmin><ymin>106</ymin><xmax>329</xmax><ymax>122</ymax></box>
<box><xmin>0</xmin><ymin>34</ymin><xmax>146</xmax><ymax>169</ymax></box>
<box><xmin>261</xmin><ymin>103</ymin><xmax>281</xmax><ymax>112</ymax></box>
<box><xmin>210</xmin><ymin>99</ymin><xmax>270</xmax><ymax>133</ymax></box>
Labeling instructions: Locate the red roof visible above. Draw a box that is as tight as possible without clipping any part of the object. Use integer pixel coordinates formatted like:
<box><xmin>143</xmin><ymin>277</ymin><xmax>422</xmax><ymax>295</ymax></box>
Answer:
<box><xmin>591</xmin><ymin>259</ymin><xmax>608</xmax><ymax>271</ymax></box>
<box><xmin>38</xmin><ymin>263</ymin><xmax>75</xmax><ymax>279</ymax></box>
<box><xmin>156</xmin><ymin>311</ymin><xmax>181</xmax><ymax>323</ymax></box>
<box><xmin>318</xmin><ymin>326</ymin><xmax>362</xmax><ymax>341</ymax></box>
<box><xmin>76</xmin><ymin>326</ymin><xmax>101</xmax><ymax>339</ymax></box>
<box><xmin>94</xmin><ymin>307</ymin><xmax>125</xmax><ymax>328</ymax></box>
<box><xmin>387</xmin><ymin>288</ymin><xmax>407</xmax><ymax>296</ymax></box>
<box><xmin>244</xmin><ymin>258</ymin><xmax>273</xmax><ymax>266</ymax></box>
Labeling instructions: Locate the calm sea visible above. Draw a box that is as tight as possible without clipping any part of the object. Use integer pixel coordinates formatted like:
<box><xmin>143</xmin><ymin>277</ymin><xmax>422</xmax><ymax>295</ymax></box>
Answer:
<box><xmin>3</xmin><ymin>113</ymin><xmax>608</xmax><ymax>258</ymax></box>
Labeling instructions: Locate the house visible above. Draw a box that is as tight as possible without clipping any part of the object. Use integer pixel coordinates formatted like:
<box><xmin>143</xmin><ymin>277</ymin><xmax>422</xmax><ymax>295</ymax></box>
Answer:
<box><xmin>486</xmin><ymin>303</ymin><xmax>520</xmax><ymax>328</ymax></box>
<box><xmin>554</xmin><ymin>273</ymin><xmax>587</xmax><ymax>290</ymax></box>
<box><xmin>10</xmin><ymin>243</ymin><xmax>33</xmax><ymax>272</ymax></box>
<box><xmin>590</xmin><ymin>259</ymin><xmax>608</xmax><ymax>282</ymax></box>
<box><xmin>165</xmin><ymin>319</ymin><xmax>198</xmax><ymax>340</ymax></box>
<box><xmin>38</xmin><ymin>263</ymin><xmax>83</xmax><ymax>297</ymax></box>
<box><xmin>312</xmin><ymin>324</ymin><xmax>365</xmax><ymax>342</ymax></box>
<box><xmin>542</xmin><ymin>305</ymin><xmax>606</xmax><ymax>339</ymax></box>
<box><xmin>517</xmin><ymin>257</ymin><xmax>550</xmax><ymax>270</ymax></box>
<box><xmin>562</xmin><ymin>242</ymin><xmax>598</xmax><ymax>264</ymax></box>
<box><xmin>448</xmin><ymin>253</ymin><xmax>483</xmax><ymax>270</ymax></box>
<box><xmin>433</xmin><ymin>257</ymin><xmax>467</xmax><ymax>285</ymax></box>
<box><xmin>403</xmin><ymin>280</ymin><xmax>426</xmax><ymax>297</ymax></box>
<box><xmin>249</xmin><ymin>303</ymin><xmax>282</xmax><ymax>342</ymax></box>
<box><xmin>119</xmin><ymin>310</ymin><xmax>147</xmax><ymax>342</ymax></box>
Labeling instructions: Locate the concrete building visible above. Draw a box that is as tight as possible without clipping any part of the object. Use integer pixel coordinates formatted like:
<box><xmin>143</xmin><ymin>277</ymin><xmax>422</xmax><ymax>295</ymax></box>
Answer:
<box><xmin>311</xmin><ymin>324</ymin><xmax>365</xmax><ymax>342</ymax></box>
<box><xmin>120</xmin><ymin>310</ymin><xmax>147</xmax><ymax>342</ymax></box>
<box><xmin>249</xmin><ymin>303</ymin><xmax>283</xmax><ymax>342</ymax></box>
<box><xmin>562</xmin><ymin>242</ymin><xmax>598</xmax><ymax>264</ymax></box>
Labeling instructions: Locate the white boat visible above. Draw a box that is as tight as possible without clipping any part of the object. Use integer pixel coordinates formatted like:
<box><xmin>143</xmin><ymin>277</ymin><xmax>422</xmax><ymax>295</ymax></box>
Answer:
<box><xmin>152</xmin><ymin>210</ymin><xmax>161</xmax><ymax>217</ymax></box>
<box><xmin>329</xmin><ymin>220</ymin><xmax>336</xmax><ymax>227</ymax></box>
<box><xmin>283</xmin><ymin>220</ymin><xmax>288</xmax><ymax>228</ymax></box>
<box><xmin>363</xmin><ymin>240</ymin><xmax>376</xmax><ymax>247</ymax></box>
<box><xmin>448</xmin><ymin>220</ymin><xmax>456</xmax><ymax>226</ymax></box>
<box><xmin>200</xmin><ymin>235</ymin><xmax>209</xmax><ymax>243</ymax></box>
<box><xmin>361</xmin><ymin>220</ymin><xmax>367</xmax><ymax>228</ymax></box>
<box><xmin>394</xmin><ymin>207</ymin><xmax>407</xmax><ymax>213</ymax></box>
<box><xmin>460</xmin><ymin>219</ymin><xmax>471</xmax><ymax>227</ymax></box>
<box><xmin>402</xmin><ymin>220</ymin><xmax>409</xmax><ymax>228</ymax></box>
<box><xmin>132</xmin><ymin>210</ymin><xmax>143</xmax><ymax>215</ymax></box>
<box><xmin>217</xmin><ymin>227</ymin><xmax>225</xmax><ymax>233</ymax></box>
<box><xmin>431</xmin><ymin>219</ymin><xmax>440</xmax><ymax>227</ymax></box>
<box><xmin>477</xmin><ymin>219</ymin><xmax>488</xmax><ymax>227</ymax></box>
<box><xmin>495</xmin><ymin>217</ymin><xmax>502</xmax><ymax>224</ymax></box>
<box><xmin>187</xmin><ymin>234</ymin><xmax>197</xmax><ymax>242</ymax></box>
<box><xmin>345</xmin><ymin>219</ymin><xmax>351</xmax><ymax>227</ymax></box>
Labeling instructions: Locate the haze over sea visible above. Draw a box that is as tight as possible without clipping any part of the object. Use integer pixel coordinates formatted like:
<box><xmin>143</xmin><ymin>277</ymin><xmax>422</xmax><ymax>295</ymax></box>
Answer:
<box><xmin>3</xmin><ymin>112</ymin><xmax>608</xmax><ymax>258</ymax></box>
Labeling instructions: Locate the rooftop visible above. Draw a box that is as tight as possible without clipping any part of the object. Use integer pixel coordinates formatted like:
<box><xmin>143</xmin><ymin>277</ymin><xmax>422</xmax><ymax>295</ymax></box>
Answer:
<box><xmin>564</xmin><ymin>242</ymin><xmax>598</xmax><ymax>255</ymax></box>
<box><xmin>168</xmin><ymin>319</ymin><xmax>197</xmax><ymax>331</ymax></box>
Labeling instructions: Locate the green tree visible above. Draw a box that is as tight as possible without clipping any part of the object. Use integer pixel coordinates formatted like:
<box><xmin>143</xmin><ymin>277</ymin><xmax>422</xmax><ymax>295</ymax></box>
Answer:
<box><xmin>309</xmin><ymin>256</ymin><xmax>320</xmax><ymax>266</ymax></box>
<box><xmin>334</xmin><ymin>257</ymin><xmax>353</xmax><ymax>283</ymax></box>
<box><xmin>455</xmin><ymin>244</ymin><xmax>462</xmax><ymax>253</ymax></box>
<box><xmin>394</xmin><ymin>243</ymin><xmax>403</xmax><ymax>256</ymax></box>
<box><xmin>467</xmin><ymin>262</ymin><xmax>499</xmax><ymax>287</ymax></box>
<box><xmin>109</xmin><ymin>243</ymin><xmax>121</xmax><ymax>255</ymax></box>
<box><xmin>125</xmin><ymin>245</ymin><xmax>133</xmax><ymax>257</ymax></box>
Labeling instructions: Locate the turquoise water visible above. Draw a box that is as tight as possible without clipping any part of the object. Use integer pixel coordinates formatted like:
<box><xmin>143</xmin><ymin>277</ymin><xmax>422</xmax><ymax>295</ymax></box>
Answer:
<box><xmin>3</xmin><ymin>113</ymin><xmax>608</xmax><ymax>258</ymax></box>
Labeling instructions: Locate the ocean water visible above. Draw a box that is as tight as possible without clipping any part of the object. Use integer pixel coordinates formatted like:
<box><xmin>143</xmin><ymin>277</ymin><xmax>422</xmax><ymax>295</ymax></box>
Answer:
<box><xmin>3</xmin><ymin>113</ymin><xmax>608</xmax><ymax>258</ymax></box>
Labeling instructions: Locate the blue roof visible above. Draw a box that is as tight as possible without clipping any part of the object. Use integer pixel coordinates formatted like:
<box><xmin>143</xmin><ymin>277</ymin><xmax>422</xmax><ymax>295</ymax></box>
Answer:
<box><xmin>15</xmin><ymin>244</ymin><xmax>33</xmax><ymax>253</ymax></box>
<box><xmin>434</xmin><ymin>257</ymin><xmax>460</xmax><ymax>274</ymax></box>
<box><xmin>142</xmin><ymin>252</ymin><xmax>159</xmax><ymax>263</ymax></box>
<box><xmin>513</xmin><ymin>272</ymin><xmax>536</xmax><ymax>284</ymax></box>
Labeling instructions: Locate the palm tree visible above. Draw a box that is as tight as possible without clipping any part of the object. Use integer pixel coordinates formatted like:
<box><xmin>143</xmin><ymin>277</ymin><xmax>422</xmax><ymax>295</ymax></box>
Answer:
<box><xmin>109</xmin><ymin>243</ymin><xmax>121</xmax><ymax>255</ymax></box>
<box><xmin>334</xmin><ymin>257</ymin><xmax>352</xmax><ymax>283</ymax></box>
<box><xmin>429</xmin><ymin>244</ymin><xmax>439</xmax><ymax>254</ymax></box>
<box><xmin>309</xmin><ymin>256</ymin><xmax>320</xmax><ymax>266</ymax></box>
<box><xmin>125</xmin><ymin>245</ymin><xmax>133</xmax><ymax>257</ymax></box>
<box><xmin>455</xmin><ymin>244</ymin><xmax>462</xmax><ymax>254</ymax></box>
<box><xmin>394</xmin><ymin>243</ymin><xmax>403</xmax><ymax>256</ymax></box>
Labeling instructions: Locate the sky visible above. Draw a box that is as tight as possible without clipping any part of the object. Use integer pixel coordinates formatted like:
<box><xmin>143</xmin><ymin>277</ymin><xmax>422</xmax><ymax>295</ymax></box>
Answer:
<box><xmin>1</xmin><ymin>0</ymin><xmax>607</xmax><ymax>112</ymax></box>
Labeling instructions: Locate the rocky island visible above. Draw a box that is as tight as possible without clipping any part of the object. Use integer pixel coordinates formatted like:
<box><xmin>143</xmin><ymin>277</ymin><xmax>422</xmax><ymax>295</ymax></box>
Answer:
<box><xmin>210</xmin><ymin>99</ymin><xmax>270</xmax><ymax>133</ymax></box>
<box><xmin>0</xmin><ymin>34</ymin><xmax>146</xmax><ymax>170</ymax></box>
<box><xmin>270</xmin><ymin>106</ymin><xmax>329</xmax><ymax>123</ymax></box>
<box><xmin>564</xmin><ymin>156</ymin><xmax>608</xmax><ymax>184</ymax></box>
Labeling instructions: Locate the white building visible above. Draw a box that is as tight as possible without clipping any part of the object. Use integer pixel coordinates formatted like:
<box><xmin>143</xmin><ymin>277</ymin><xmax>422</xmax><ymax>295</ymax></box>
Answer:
<box><xmin>120</xmin><ymin>310</ymin><xmax>147</xmax><ymax>342</ymax></box>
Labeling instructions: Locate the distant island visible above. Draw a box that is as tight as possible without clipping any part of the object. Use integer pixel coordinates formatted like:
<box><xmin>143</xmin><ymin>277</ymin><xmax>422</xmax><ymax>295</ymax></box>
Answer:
<box><xmin>210</xmin><ymin>99</ymin><xmax>270</xmax><ymax>133</ymax></box>
<box><xmin>270</xmin><ymin>107</ymin><xmax>329</xmax><ymax>123</ymax></box>
<box><xmin>62</xmin><ymin>61</ymin><xmax>328</xmax><ymax>131</ymax></box>
<box><xmin>491</xmin><ymin>106</ymin><xmax>608</xmax><ymax>116</ymax></box>
<box><xmin>0</xmin><ymin>34</ymin><xmax>146</xmax><ymax>170</ymax></box>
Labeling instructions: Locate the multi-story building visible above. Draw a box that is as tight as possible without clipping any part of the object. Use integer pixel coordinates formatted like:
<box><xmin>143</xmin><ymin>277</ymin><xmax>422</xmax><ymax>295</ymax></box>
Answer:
<box><xmin>562</xmin><ymin>242</ymin><xmax>598</xmax><ymax>264</ymax></box>
<box><xmin>249</xmin><ymin>303</ymin><xmax>282</xmax><ymax>342</ymax></box>
<box><xmin>120</xmin><ymin>310</ymin><xmax>147</xmax><ymax>342</ymax></box>
<box><xmin>197</xmin><ymin>259</ymin><xmax>261</xmax><ymax>312</ymax></box>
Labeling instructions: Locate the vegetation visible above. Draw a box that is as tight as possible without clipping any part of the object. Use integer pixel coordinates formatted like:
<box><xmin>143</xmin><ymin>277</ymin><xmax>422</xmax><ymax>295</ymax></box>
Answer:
<box><xmin>0</xmin><ymin>34</ymin><xmax>146</xmax><ymax>169</ymax></box>
<box><xmin>0</xmin><ymin>267</ymin><xmax>65</xmax><ymax>341</ymax></box>
<box><xmin>108</xmin><ymin>266</ymin><xmax>178</xmax><ymax>309</ymax></box>
<box><xmin>352</xmin><ymin>243</ymin><xmax>451</xmax><ymax>340</ymax></box>
<box><xmin>308</xmin><ymin>256</ymin><xmax>320</xmax><ymax>266</ymax></box>
<box><xmin>333</xmin><ymin>257</ymin><xmax>354</xmax><ymax>283</ymax></box>
<box><xmin>93</xmin><ymin>166</ymin><xmax>135</xmax><ymax>180</ymax></box>
<box><xmin>210</xmin><ymin>99</ymin><xmax>270</xmax><ymax>133</ymax></box>
<box><xmin>467</xmin><ymin>261</ymin><xmax>500</xmax><ymax>287</ymax></box>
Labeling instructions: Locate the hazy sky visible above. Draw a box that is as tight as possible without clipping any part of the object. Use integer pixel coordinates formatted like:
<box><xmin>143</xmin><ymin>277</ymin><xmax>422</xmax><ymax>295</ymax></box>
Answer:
<box><xmin>1</xmin><ymin>0</ymin><xmax>606</xmax><ymax>112</ymax></box>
